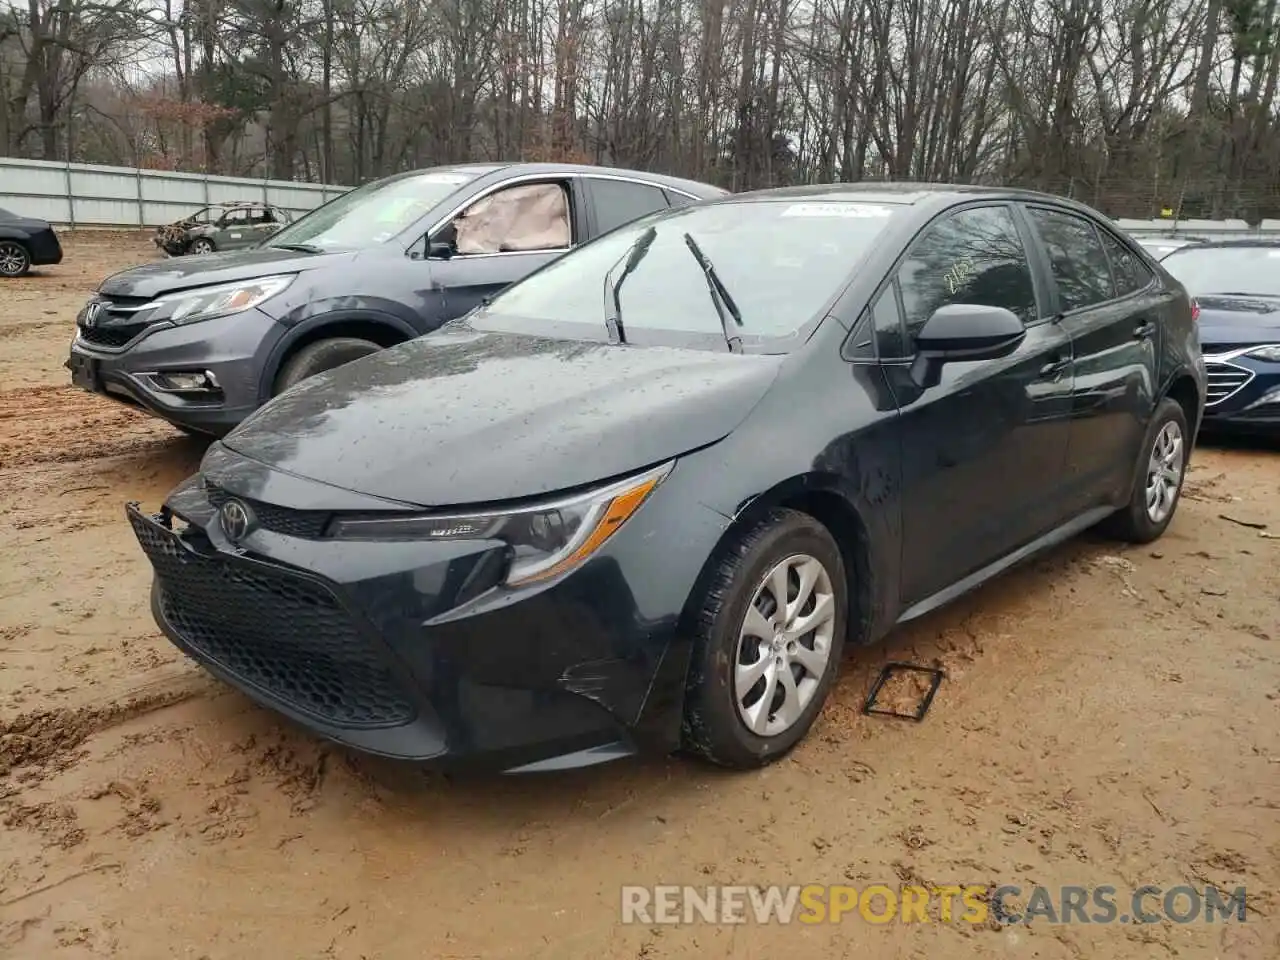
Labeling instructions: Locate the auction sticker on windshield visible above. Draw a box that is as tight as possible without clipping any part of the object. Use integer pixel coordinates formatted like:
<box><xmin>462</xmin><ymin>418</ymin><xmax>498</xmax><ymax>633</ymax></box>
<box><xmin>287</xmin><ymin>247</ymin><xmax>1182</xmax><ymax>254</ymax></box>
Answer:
<box><xmin>781</xmin><ymin>203</ymin><xmax>894</xmax><ymax>218</ymax></box>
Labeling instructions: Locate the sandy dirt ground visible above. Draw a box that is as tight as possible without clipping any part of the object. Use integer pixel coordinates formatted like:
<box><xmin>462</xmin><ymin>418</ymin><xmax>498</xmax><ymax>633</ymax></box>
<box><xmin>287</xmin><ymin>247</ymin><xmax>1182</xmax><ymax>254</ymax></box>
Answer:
<box><xmin>0</xmin><ymin>234</ymin><xmax>1278</xmax><ymax>959</ymax></box>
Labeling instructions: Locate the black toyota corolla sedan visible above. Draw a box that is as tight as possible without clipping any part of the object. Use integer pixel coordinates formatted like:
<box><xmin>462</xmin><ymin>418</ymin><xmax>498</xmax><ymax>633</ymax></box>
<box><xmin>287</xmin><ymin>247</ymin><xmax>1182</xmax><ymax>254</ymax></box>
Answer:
<box><xmin>1158</xmin><ymin>239</ymin><xmax>1280</xmax><ymax>435</ymax></box>
<box><xmin>127</xmin><ymin>184</ymin><xmax>1206</xmax><ymax>773</ymax></box>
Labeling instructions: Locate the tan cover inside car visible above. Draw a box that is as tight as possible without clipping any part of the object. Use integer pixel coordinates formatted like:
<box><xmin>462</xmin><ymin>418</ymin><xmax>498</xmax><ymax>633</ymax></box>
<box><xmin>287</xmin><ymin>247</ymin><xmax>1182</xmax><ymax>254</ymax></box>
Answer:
<box><xmin>454</xmin><ymin>183</ymin><xmax>571</xmax><ymax>254</ymax></box>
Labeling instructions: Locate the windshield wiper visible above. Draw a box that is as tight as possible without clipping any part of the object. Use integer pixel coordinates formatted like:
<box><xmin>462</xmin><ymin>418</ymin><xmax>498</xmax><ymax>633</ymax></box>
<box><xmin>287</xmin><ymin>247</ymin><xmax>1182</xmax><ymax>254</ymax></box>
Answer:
<box><xmin>601</xmin><ymin>226</ymin><xmax>656</xmax><ymax>345</ymax></box>
<box><xmin>268</xmin><ymin>242</ymin><xmax>325</xmax><ymax>254</ymax></box>
<box><xmin>682</xmin><ymin>232</ymin><xmax>744</xmax><ymax>353</ymax></box>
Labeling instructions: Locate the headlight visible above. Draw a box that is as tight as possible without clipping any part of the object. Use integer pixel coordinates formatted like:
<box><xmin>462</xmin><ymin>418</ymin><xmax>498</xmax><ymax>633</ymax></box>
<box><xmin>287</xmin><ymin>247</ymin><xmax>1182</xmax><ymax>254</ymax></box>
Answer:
<box><xmin>327</xmin><ymin>461</ymin><xmax>674</xmax><ymax>586</ymax></box>
<box><xmin>1245</xmin><ymin>344</ymin><xmax>1280</xmax><ymax>362</ymax></box>
<box><xmin>150</xmin><ymin>274</ymin><xmax>295</xmax><ymax>324</ymax></box>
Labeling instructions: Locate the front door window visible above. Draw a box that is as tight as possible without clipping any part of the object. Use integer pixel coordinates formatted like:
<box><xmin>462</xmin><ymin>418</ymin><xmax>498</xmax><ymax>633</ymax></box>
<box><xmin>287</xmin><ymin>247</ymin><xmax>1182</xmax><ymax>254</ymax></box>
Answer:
<box><xmin>452</xmin><ymin>183</ymin><xmax>571</xmax><ymax>255</ymax></box>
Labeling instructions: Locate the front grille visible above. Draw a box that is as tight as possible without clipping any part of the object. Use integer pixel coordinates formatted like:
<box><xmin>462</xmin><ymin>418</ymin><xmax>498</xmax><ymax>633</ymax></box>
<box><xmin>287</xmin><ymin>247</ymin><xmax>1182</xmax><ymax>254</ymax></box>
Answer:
<box><xmin>1205</xmin><ymin>360</ymin><xmax>1254</xmax><ymax>407</ymax></box>
<box><xmin>205</xmin><ymin>482</ymin><xmax>331</xmax><ymax>539</ymax></box>
<box><xmin>129</xmin><ymin>508</ymin><xmax>416</xmax><ymax>728</ymax></box>
<box><xmin>77</xmin><ymin>295</ymin><xmax>155</xmax><ymax>349</ymax></box>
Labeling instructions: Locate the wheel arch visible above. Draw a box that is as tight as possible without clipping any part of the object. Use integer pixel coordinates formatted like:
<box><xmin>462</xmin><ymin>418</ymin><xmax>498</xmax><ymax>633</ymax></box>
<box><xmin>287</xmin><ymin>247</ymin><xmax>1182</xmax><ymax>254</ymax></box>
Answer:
<box><xmin>259</xmin><ymin>311</ymin><xmax>418</xmax><ymax>401</ymax></box>
<box><xmin>680</xmin><ymin>474</ymin><xmax>876</xmax><ymax>650</ymax></box>
<box><xmin>1160</xmin><ymin>370</ymin><xmax>1202</xmax><ymax>440</ymax></box>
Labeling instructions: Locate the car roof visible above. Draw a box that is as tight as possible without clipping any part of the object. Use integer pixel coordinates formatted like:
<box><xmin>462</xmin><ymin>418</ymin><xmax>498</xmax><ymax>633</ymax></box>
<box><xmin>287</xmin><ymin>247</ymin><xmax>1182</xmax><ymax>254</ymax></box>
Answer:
<box><xmin>727</xmin><ymin>181</ymin><xmax>1080</xmax><ymax>205</ymax></box>
<box><xmin>373</xmin><ymin>162</ymin><xmax>726</xmax><ymax>198</ymax></box>
<box><xmin>1160</xmin><ymin>237</ymin><xmax>1280</xmax><ymax>250</ymax></box>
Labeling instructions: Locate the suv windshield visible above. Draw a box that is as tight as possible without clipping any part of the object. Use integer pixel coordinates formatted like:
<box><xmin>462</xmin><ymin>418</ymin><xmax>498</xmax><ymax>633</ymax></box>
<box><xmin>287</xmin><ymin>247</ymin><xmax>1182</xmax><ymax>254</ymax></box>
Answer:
<box><xmin>267</xmin><ymin>169</ymin><xmax>480</xmax><ymax>251</ymax></box>
<box><xmin>472</xmin><ymin>198</ymin><xmax>902</xmax><ymax>350</ymax></box>
<box><xmin>1161</xmin><ymin>246</ymin><xmax>1280</xmax><ymax>297</ymax></box>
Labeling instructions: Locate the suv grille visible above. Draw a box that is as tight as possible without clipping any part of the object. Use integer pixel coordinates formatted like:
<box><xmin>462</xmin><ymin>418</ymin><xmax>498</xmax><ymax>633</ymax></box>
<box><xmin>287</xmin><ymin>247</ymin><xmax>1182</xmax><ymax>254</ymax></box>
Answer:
<box><xmin>1205</xmin><ymin>360</ymin><xmax>1253</xmax><ymax>407</ymax></box>
<box><xmin>129</xmin><ymin>508</ymin><xmax>416</xmax><ymax>728</ymax></box>
<box><xmin>205</xmin><ymin>482</ymin><xmax>331</xmax><ymax>539</ymax></box>
<box><xmin>76</xmin><ymin>294</ymin><xmax>155</xmax><ymax>349</ymax></box>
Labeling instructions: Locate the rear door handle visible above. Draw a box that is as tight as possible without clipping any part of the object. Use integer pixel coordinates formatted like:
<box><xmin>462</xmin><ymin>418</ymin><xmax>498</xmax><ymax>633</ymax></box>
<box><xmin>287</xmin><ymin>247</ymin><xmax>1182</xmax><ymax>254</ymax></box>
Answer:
<box><xmin>1040</xmin><ymin>356</ymin><xmax>1071</xmax><ymax>378</ymax></box>
<box><xmin>1133</xmin><ymin>321</ymin><xmax>1156</xmax><ymax>340</ymax></box>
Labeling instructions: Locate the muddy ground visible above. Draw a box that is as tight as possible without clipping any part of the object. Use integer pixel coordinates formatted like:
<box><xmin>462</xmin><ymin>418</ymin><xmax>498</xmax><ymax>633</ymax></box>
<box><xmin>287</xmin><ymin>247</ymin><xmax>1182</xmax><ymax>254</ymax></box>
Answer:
<box><xmin>0</xmin><ymin>234</ymin><xmax>1277</xmax><ymax>959</ymax></box>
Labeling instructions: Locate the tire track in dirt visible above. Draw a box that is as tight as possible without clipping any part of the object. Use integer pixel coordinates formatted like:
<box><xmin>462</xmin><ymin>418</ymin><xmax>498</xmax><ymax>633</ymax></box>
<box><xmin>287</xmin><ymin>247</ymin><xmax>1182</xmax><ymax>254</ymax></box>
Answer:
<box><xmin>0</xmin><ymin>386</ymin><xmax>183</xmax><ymax>471</ymax></box>
<box><xmin>0</xmin><ymin>672</ymin><xmax>204</xmax><ymax>780</ymax></box>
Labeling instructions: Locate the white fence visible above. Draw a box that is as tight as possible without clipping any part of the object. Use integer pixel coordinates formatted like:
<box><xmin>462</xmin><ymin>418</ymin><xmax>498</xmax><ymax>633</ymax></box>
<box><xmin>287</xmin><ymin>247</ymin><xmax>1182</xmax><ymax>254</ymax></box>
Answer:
<box><xmin>0</xmin><ymin>157</ymin><xmax>349</xmax><ymax>228</ymax></box>
<box><xmin>3</xmin><ymin>157</ymin><xmax>1280</xmax><ymax>235</ymax></box>
<box><xmin>1112</xmin><ymin>217</ymin><xmax>1280</xmax><ymax>239</ymax></box>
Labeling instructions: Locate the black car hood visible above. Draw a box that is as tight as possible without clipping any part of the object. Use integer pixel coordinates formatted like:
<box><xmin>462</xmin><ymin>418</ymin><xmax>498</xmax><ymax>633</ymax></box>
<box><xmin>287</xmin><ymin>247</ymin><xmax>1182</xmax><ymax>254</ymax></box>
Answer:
<box><xmin>219</xmin><ymin>326</ymin><xmax>783</xmax><ymax>507</ymax></box>
<box><xmin>98</xmin><ymin>247</ymin><xmax>358</xmax><ymax>299</ymax></box>
<box><xmin>1196</xmin><ymin>294</ymin><xmax>1280</xmax><ymax>351</ymax></box>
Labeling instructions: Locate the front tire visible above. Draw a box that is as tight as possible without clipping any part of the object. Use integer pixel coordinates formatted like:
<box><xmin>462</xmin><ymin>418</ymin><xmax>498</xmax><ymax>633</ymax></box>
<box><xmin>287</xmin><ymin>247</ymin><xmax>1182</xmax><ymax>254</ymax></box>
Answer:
<box><xmin>0</xmin><ymin>240</ymin><xmax>31</xmax><ymax>277</ymax></box>
<box><xmin>273</xmin><ymin>337</ymin><xmax>382</xmax><ymax>394</ymax></box>
<box><xmin>189</xmin><ymin>238</ymin><xmax>215</xmax><ymax>255</ymax></box>
<box><xmin>1098</xmin><ymin>397</ymin><xmax>1189</xmax><ymax>543</ymax></box>
<box><xmin>682</xmin><ymin>509</ymin><xmax>848</xmax><ymax>769</ymax></box>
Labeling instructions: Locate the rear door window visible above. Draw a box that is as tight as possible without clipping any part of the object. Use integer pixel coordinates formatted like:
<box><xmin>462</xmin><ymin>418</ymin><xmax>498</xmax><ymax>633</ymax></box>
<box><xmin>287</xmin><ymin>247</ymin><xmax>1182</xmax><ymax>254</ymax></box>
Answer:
<box><xmin>1099</xmin><ymin>231</ymin><xmax>1152</xmax><ymax>296</ymax></box>
<box><xmin>590</xmin><ymin>179</ymin><xmax>670</xmax><ymax>234</ymax></box>
<box><xmin>1027</xmin><ymin>207</ymin><xmax>1116</xmax><ymax>311</ymax></box>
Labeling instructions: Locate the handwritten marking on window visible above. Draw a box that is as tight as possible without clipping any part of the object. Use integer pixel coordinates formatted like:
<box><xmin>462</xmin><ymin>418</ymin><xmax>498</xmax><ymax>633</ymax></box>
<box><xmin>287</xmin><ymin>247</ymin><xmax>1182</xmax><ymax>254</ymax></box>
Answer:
<box><xmin>944</xmin><ymin>258</ymin><xmax>977</xmax><ymax>295</ymax></box>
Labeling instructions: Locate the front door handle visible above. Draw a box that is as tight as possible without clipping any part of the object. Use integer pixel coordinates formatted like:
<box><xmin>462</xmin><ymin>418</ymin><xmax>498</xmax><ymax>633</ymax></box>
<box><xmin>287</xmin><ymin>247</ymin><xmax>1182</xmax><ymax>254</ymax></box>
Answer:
<box><xmin>1040</xmin><ymin>356</ymin><xmax>1071</xmax><ymax>378</ymax></box>
<box><xmin>1133</xmin><ymin>321</ymin><xmax>1156</xmax><ymax>340</ymax></box>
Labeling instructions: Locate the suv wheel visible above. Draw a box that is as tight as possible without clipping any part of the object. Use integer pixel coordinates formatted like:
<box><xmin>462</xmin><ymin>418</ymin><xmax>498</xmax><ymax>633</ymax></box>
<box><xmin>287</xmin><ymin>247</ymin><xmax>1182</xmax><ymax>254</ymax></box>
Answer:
<box><xmin>0</xmin><ymin>241</ymin><xmax>31</xmax><ymax>277</ymax></box>
<box><xmin>1098</xmin><ymin>397</ymin><xmax>1189</xmax><ymax>543</ymax></box>
<box><xmin>682</xmin><ymin>508</ymin><xmax>848</xmax><ymax>769</ymax></box>
<box><xmin>190</xmin><ymin>238</ymin><xmax>215</xmax><ymax>255</ymax></box>
<box><xmin>273</xmin><ymin>337</ymin><xmax>382</xmax><ymax>394</ymax></box>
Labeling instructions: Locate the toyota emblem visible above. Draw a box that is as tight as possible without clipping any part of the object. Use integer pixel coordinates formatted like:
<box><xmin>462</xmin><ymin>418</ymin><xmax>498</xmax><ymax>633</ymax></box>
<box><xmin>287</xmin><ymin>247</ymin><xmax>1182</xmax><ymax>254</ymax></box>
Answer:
<box><xmin>219</xmin><ymin>499</ymin><xmax>255</xmax><ymax>542</ymax></box>
<box><xmin>82</xmin><ymin>301</ymin><xmax>104</xmax><ymax>327</ymax></box>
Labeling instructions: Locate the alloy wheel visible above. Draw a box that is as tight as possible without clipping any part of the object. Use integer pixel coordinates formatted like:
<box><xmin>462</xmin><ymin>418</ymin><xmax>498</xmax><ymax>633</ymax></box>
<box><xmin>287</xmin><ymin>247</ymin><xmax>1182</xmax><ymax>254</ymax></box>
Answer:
<box><xmin>0</xmin><ymin>242</ymin><xmax>28</xmax><ymax>277</ymax></box>
<box><xmin>1145</xmin><ymin>420</ymin><xmax>1184</xmax><ymax>524</ymax></box>
<box><xmin>734</xmin><ymin>553</ymin><xmax>836</xmax><ymax>737</ymax></box>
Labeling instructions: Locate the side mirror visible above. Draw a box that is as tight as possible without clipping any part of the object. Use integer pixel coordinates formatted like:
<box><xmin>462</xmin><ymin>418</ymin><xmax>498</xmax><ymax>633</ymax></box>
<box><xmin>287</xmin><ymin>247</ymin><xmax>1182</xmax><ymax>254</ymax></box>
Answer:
<box><xmin>910</xmin><ymin>303</ymin><xmax>1026</xmax><ymax>387</ymax></box>
<box><xmin>915</xmin><ymin>303</ymin><xmax>1025</xmax><ymax>358</ymax></box>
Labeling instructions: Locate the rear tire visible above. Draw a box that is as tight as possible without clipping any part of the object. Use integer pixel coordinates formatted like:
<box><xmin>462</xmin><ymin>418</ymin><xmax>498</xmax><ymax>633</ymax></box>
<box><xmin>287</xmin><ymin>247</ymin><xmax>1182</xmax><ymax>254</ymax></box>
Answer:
<box><xmin>682</xmin><ymin>509</ymin><xmax>848</xmax><ymax>769</ymax></box>
<box><xmin>0</xmin><ymin>240</ymin><xmax>31</xmax><ymax>277</ymax></box>
<box><xmin>1097</xmin><ymin>397</ymin><xmax>1189</xmax><ymax>543</ymax></box>
<box><xmin>273</xmin><ymin>337</ymin><xmax>382</xmax><ymax>394</ymax></box>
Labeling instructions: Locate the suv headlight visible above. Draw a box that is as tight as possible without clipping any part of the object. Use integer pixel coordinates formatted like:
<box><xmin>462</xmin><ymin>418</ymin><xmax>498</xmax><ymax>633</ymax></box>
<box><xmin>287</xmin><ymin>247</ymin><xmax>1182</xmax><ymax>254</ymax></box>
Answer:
<box><xmin>1245</xmin><ymin>344</ymin><xmax>1280</xmax><ymax>362</ymax></box>
<box><xmin>327</xmin><ymin>461</ymin><xmax>674</xmax><ymax>586</ymax></box>
<box><xmin>149</xmin><ymin>274</ymin><xmax>296</xmax><ymax>324</ymax></box>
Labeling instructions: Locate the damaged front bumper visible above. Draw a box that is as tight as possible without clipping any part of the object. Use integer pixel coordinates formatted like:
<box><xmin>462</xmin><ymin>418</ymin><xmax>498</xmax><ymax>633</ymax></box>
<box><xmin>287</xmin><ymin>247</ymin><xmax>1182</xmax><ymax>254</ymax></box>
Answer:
<box><xmin>124</xmin><ymin>463</ymin><xmax>723</xmax><ymax>772</ymax></box>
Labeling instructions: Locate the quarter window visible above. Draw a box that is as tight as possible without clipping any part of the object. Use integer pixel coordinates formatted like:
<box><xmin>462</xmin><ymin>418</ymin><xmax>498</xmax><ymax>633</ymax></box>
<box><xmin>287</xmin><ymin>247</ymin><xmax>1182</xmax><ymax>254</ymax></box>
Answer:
<box><xmin>1027</xmin><ymin>207</ymin><xmax>1116</xmax><ymax>311</ymax></box>
<box><xmin>591</xmin><ymin>179</ymin><xmax>670</xmax><ymax>234</ymax></box>
<box><xmin>1099</xmin><ymin>230</ymin><xmax>1152</xmax><ymax>296</ymax></box>
<box><xmin>896</xmin><ymin>205</ymin><xmax>1038</xmax><ymax>340</ymax></box>
<box><xmin>871</xmin><ymin>285</ymin><xmax>907</xmax><ymax>357</ymax></box>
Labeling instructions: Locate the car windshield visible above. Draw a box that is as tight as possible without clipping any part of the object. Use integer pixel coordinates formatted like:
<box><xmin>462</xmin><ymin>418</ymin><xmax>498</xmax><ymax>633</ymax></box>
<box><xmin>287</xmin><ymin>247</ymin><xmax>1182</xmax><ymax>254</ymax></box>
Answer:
<box><xmin>1161</xmin><ymin>246</ymin><xmax>1280</xmax><ymax>297</ymax></box>
<box><xmin>266</xmin><ymin>169</ymin><xmax>480</xmax><ymax>251</ymax></box>
<box><xmin>471</xmin><ymin>198</ymin><xmax>903</xmax><ymax>350</ymax></box>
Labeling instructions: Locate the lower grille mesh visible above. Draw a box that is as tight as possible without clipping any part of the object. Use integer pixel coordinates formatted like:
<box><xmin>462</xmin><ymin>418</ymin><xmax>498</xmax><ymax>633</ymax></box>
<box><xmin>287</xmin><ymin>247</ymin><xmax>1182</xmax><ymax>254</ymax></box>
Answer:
<box><xmin>129</xmin><ymin>508</ymin><xmax>415</xmax><ymax>728</ymax></box>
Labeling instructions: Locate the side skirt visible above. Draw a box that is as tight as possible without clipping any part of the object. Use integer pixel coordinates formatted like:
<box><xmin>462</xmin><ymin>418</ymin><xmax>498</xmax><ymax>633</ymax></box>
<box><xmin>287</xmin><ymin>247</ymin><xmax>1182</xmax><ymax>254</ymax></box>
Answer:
<box><xmin>895</xmin><ymin>505</ymin><xmax>1116</xmax><ymax>625</ymax></box>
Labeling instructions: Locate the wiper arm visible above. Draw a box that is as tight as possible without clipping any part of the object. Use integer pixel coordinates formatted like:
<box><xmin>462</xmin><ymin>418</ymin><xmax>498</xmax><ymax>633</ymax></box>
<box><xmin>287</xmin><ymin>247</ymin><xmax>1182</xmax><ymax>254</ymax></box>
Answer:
<box><xmin>269</xmin><ymin>242</ymin><xmax>325</xmax><ymax>254</ymax></box>
<box><xmin>682</xmin><ymin>232</ymin><xmax>744</xmax><ymax>353</ymax></box>
<box><xmin>602</xmin><ymin>226</ymin><xmax>656</xmax><ymax>345</ymax></box>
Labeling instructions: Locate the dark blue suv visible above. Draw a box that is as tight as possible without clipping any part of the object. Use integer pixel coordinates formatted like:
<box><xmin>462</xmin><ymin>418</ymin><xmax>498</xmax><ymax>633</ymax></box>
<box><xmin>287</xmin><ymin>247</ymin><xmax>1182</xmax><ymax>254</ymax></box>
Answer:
<box><xmin>66</xmin><ymin>162</ymin><xmax>725</xmax><ymax>435</ymax></box>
